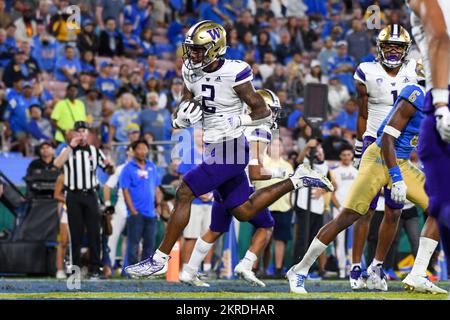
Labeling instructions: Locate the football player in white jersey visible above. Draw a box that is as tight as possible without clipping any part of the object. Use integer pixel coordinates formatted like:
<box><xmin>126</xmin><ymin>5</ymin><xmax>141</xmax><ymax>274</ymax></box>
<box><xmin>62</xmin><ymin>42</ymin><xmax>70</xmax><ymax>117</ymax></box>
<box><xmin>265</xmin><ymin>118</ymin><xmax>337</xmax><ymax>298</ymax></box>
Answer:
<box><xmin>402</xmin><ymin>0</ymin><xmax>450</xmax><ymax>293</ymax></box>
<box><xmin>350</xmin><ymin>24</ymin><xmax>422</xmax><ymax>290</ymax></box>
<box><xmin>124</xmin><ymin>20</ymin><xmax>333</xmax><ymax>278</ymax></box>
<box><xmin>179</xmin><ymin>89</ymin><xmax>286</xmax><ymax>287</ymax></box>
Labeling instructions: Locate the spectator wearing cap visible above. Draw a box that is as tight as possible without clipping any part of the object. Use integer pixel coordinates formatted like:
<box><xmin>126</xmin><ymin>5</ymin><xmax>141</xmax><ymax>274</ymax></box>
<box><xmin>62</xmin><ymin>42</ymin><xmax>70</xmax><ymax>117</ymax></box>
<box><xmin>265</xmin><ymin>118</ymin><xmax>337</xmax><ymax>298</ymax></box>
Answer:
<box><xmin>116</xmin><ymin>123</ymin><xmax>141</xmax><ymax>165</ymax></box>
<box><xmin>53</xmin><ymin>120</ymin><xmax>114</xmax><ymax>279</ymax></box>
<box><xmin>95</xmin><ymin>0</ymin><xmax>125</xmax><ymax>30</ymax></box>
<box><xmin>123</xmin><ymin>0</ymin><xmax>151</xmax><ymax>37</ymax></box>
<box><xmin>27</xmin><ymin>104</ymin><xmax>53</xmax><ymax>150</ymax></box>
<box><xmin>117</xmin><ymin>69</ymin><xmax>146</xmax><ymax>105</ymax></box>
<box><xmin>77</xmin><ymin>19</ymin><xmax>99</xmax><ymax>55</ymax></box>
<box><xmin>110</xmin><ymin>92</ymin><xmax>140</xmax><ymax>144</ymax></box>
<box><xmin>2</xmin><ymin>48</ymin><xmax>39</xmax><ymax>87</ymax></box>
<box><xmin>138</xmin><ymin>92</ymin><xmax>171</xmax><ymax>142</ymax></box>
<box><xmin>327</xmin><ymin>74</ymin><xmax>350</xmax><ymax>116</ymax></box>
<box><xmin>51</xmin><ymin>83</ymin><xmax>87</xmax><ymax>143</ymax></box>
<box><xmin>98</xmin><ymin>17</ymin><xmax>124</xmax><ymax>58</ymax></box>
<box><xmin>328</xmin><ymin>41</ymin><xmax>356</xmax><ymax>95</ymax></box>
<box><xmin>26</xmin><ymin>141</ymin><xmax>58</xmax><ymax>177</ymax></box>
<box><xmin>31</xmin><ymin>20</ymin><xmax>57</xmax><ymax>73</ymax></box>
<box><xmin>275</xmin><ymin>31</ymin><xmax>300</xmax><ymax>65</ymax></box>
<box><xmin>305</xmin><ymin>59</ymin><xmax>328</xmax><ymax>84</ymax></box>
<box><xmin>287</xmin><ymin>98</ymin><xmax>304</xmax><ymax>129</ymax></box>
<box><xmin>321</xmin><ymin>10</ymin><xmax>348</xmax><ymax>41</ymax></box>
<box><xmin>119</xmin><ymin>139</ymin><xmax>162</xmax><ymax>268</ymax></box>
<box><xmin>122</xmin><ymin>19</ymin><xmax>143</xmax><ymax>59</ymax></box>
<box><xmin>96</xmin><ymin>62</ymin><xmax>119</xmax><ymax>101</ymax></box>
<box><xmin>335</xmin><ymin>99</ymin><xmax>358</xmax><ymax>135</ymax></box>
<box><xmin>80</xmin><ymin>87</ymin><xmax>102</xmax><ymax>129</ymax></box>
<box><xmin>21</xmin><ymin>80</ymin><xmax>40</xmax><ymax>109</ymax></box>
<box><xmin>0</xmin><ymin>28</ymin><xmax>14</xmax><ymax>68</ymax></box>
<box><xmin>55</xmin><ymin>45</ymin><xmax>82</xmax><ymax>82</ymax></box>
<box><xmin>0</xmin><ymin>0</ymin><xmax>12</xmax><ymax>29</ymax></box>
<box><xmin>322</xmin><ymin>123</ymin><xmax>351</xmax><ymax>161</ymax></box>
<box><xmin>13</xmin><ymin>3</ymin><xmax>37</xmax><ymax>43</ymax></box>
<box><xmin>345</xmin><ymin>19</ymin><xmax>371</xmax><ymax>63</ymax></box>
<box><xmin>165</xmin><ymin>78</ymin><xmax>183</xmax><ymax>112</ymax></box>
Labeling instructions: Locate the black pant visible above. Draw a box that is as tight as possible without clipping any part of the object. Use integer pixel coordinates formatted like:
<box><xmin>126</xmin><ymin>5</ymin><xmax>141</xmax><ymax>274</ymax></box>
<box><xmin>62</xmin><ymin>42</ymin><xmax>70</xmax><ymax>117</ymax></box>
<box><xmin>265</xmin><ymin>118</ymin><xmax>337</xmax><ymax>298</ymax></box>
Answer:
<box><xmin>66</xmin><ymin>190</ymin><xmax>102</xmax><ymax>273</ymax></box>
<box><xmin>293</xmin><ymin>208</ymin><xmax>324</xmax><ymax>262</ymax></box>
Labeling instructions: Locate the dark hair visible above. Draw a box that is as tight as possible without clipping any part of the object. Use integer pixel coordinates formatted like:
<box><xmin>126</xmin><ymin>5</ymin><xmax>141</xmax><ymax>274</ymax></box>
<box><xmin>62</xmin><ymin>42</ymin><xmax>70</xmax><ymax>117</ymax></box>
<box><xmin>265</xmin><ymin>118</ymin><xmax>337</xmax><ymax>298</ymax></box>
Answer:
<box><xmin>105</xmin><ymin>17</ymin><xmax>116</xmax><ymax>24</ymax></box>
<box><xmin>339</xmin><ymin>144</ymin><xmax>354</xmax><ymax>155</ymax></box>
<box><xmin>131</xmin><ymin>139</ymin><xmax>149</xmax><ymax>150</ymax></box>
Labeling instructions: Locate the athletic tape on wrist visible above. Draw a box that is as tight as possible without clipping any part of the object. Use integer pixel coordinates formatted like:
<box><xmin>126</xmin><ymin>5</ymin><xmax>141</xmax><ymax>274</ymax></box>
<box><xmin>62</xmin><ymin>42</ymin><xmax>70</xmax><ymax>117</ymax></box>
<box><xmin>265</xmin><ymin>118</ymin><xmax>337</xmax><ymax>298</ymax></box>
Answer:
<box><xmin>383</xmin><ymin>125</ymin><xmax>401</xmax><ymax>139</ymax></box>
<box><xmin>432</xmin><ymin>88</ymin><xmax>449</xmax><ymax>105</ymax></box>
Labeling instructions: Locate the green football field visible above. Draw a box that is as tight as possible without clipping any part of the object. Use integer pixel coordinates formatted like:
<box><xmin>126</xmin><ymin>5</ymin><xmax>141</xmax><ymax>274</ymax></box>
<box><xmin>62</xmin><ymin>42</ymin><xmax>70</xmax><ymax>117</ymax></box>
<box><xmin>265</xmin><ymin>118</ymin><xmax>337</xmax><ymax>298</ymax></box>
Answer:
<box><xmin>0</xmin><ymin>279</ymin><xmax>449</xmax><ymax>300</ymax></box>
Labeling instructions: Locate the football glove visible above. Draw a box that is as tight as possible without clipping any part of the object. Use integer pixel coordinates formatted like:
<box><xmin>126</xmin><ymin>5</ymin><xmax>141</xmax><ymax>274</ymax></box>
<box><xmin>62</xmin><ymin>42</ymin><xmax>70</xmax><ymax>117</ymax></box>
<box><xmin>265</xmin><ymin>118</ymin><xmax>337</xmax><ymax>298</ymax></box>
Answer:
<box><xmin>391</xmin><ymin>180</ymin><xmax>407</xmax><ymax>204</ymax></box>
<box><xmin>435</xmin><ymin>106</ymin><xmax>450</xmax><ymax>143</ymax></box>
<box><xmin>173</xmin><ymin>99</ymin><xmax>202</xmax><ymax>128</ymax></box>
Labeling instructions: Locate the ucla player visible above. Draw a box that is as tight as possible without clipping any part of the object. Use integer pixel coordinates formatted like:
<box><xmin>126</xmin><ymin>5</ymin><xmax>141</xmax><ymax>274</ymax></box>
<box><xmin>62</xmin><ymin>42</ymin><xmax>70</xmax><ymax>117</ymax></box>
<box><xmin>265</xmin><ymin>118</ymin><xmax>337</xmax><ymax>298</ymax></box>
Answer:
<box><xmin>350</xmin><ymin>24</ymin><xmax>421</xmax><ymax>289</ymax></box>
<box><xmin>286</xmin><ymin>83</ymin><xmax>447</xmax><ymax>294</ymax></box>
<box><xmin>179</xmin><ymin>89</ymin><xmax>285</xmax><ymax>287</ymax></box>
<box><xmin>124</xmin><ymin>21</ymin><xmax>333</xmax><ymax>278</ymax></box>
<box><xmin>407</xmin><ymin>0</ymin><xmax>450</xmax><ymax>290</ymax></box>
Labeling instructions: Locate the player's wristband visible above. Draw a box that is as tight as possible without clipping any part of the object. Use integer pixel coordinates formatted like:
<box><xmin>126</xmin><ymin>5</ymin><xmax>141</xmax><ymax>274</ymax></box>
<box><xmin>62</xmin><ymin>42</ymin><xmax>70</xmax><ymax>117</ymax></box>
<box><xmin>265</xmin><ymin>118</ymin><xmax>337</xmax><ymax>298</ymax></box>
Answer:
<box><xmin>388</xmin><ymin>166</ymin><xmax>403</xmax><ymax>183</ymax></box>
<box><xmin>354</xmin><ymin>139</ymin><xmax>363</xmax><ymax>154</ymax></box>
<box><xmin>432</xmin><ymin>88</ymin><xmax>449</xmax><ymax>106</ymax></box>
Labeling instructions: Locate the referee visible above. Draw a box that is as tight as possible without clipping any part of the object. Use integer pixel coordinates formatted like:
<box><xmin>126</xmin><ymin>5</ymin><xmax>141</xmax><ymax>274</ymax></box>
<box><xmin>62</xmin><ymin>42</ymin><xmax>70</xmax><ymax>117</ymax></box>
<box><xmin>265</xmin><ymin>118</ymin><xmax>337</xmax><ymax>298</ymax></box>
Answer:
<box><xmin>54</xmin><ymin>121</ymin><xmax>114</xmax><ymax>279</ymax></box>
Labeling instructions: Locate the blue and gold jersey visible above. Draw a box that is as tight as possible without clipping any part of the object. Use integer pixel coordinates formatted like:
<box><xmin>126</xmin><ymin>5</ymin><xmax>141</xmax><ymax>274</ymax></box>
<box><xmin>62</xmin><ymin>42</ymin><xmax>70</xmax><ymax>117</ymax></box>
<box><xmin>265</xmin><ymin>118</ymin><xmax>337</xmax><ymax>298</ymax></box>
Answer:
<box><xmin>376</xmin><ymin>84</ymin><xmax>425</xmax><ymax>159</ymax></box>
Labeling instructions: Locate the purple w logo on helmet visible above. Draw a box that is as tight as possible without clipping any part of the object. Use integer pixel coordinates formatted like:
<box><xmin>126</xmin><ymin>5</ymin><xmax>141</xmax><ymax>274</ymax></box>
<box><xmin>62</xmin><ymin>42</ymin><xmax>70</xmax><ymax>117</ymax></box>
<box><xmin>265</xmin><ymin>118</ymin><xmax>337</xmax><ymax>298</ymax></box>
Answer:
<box><xmin>207</xmin><ymin>28</ymin><xmax>221</xmax><ymax>41</ymax></box>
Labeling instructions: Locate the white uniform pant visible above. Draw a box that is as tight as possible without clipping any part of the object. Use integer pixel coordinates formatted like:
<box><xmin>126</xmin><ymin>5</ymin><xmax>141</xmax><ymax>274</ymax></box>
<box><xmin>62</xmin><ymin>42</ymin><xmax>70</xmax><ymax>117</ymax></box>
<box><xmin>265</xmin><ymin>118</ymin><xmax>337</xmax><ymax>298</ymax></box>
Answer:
<box><xmin>108</xmin><ymin>200</ymin><xmax>128</xmax><ymax>266</ymax></box>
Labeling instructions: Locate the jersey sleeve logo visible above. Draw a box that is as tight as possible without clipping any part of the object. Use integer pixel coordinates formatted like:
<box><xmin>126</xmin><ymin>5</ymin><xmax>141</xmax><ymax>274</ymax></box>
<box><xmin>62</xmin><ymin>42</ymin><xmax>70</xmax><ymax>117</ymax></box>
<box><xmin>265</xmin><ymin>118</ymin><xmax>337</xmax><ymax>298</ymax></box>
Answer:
<box><xmin>408</xmin><ymin>90</ymin><xmax>421</xmax><ymax>103</ymax></box>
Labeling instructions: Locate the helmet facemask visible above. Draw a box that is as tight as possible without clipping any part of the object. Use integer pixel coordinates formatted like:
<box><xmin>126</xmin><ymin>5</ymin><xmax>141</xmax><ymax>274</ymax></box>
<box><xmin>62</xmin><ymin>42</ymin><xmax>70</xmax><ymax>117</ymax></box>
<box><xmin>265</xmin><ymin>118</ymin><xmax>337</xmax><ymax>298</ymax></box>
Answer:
<box><xmin>182</xmin><ymin>42</ymin><xmax>216</xmax><ymax>71</ymax></box>
<box><xmin>377</xmin><ymin>41</ymin><xmax>410</xmax><ymax>69</ymax></box>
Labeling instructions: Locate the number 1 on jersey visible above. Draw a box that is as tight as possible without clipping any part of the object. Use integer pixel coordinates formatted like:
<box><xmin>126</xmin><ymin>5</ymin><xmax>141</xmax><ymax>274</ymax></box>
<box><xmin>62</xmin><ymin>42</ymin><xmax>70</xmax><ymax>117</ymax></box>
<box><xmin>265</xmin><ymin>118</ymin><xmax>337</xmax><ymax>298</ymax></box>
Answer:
<box><xmin>202</xmin><ymin>84</ymin><xmax>216</xmax><ymax>113</ymax></box>
<box><xmin>391</xmin><ymin>90</ymin><xmax>398</xmax><ymax>105</ymax></box>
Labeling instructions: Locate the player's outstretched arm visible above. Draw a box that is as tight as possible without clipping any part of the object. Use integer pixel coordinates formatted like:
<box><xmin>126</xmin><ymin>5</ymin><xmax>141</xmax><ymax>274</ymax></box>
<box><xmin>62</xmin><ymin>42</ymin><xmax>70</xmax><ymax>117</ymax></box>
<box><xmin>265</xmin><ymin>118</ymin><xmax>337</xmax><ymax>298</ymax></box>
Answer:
<box><xmin>381</xmin><ymin>99</ymin><xmax>416</xmax><ymax>203</ymax></box>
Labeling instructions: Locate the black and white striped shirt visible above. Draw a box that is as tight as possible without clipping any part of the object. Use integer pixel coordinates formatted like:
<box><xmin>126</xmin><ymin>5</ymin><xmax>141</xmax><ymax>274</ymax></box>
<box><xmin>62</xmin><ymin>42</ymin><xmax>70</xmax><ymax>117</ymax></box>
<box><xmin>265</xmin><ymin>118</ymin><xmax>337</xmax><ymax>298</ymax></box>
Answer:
<box><xmin>63</xmin><ymin>145</ymin><xmax>107</xmax><ymax>191</ymax></box>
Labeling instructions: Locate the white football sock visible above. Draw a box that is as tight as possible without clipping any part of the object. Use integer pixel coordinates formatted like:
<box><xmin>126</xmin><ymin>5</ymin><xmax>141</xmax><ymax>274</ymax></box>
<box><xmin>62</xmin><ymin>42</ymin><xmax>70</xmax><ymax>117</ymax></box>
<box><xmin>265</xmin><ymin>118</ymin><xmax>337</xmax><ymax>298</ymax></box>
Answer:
<box><xmin>411</xmin><ymin>237</ymin><xmax>438</xmax><ymax>277</ymax></box>
<box><xmin>187</xmin><ymin>238</ymin><xmax>214</xmax><ymax>272</ymax></box>
<box><xmin>154</xmin><ymin>249</ymin><xmax>169</xmax><ymax>262</ymax></box>
<box><xmin>351</xmin><ymin>263</ymin><xmax>362</xmax><ymax>270</ymax></box>
<box><xmin>371</xmin><ymin>258</ymin><xmax>383</xmax><ymax>267</ymax></box>
<box><xmin>203</xmin><ymin>263</ymin><xmax>212</xmax><ymax>272</ymax></box>
<box><xmin>293</xmin><ymin>238</ymin><xmax>327</xmax><ymax>275</ymax></box>
<box><xmin>240</xmin><ymin>250</ymin><xmax>258</xmax><ymax>270</ymax></box>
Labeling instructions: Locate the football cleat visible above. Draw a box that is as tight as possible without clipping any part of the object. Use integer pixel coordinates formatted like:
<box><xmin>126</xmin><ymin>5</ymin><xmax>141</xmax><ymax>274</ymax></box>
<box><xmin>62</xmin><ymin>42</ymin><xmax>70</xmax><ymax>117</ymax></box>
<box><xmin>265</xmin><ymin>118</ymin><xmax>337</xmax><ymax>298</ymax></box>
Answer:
<box><xmin>367</xmin><ymin>264</ymin><xmax>388</xmax><ymax>291</ymax></box>
<box><xmin>290</xmin><ymin>164</ymin><xmax>334</xmax><ymax>192</ymax></box>
<box><xmin>180</xmin><ymin>268</ymin><xmax>211</xmax><ymax>287</ymax></box>
<box><xmin>286</xmin><ymin>267</ymin><xmax>308</xmax><ymax>294</ymax></box>
<box><xmin>402</xmin><ymin>274</ymin><xmax>448</xmax><ymax>294</ymax></box>
<box><xmin>124</xmin><ymin>256</ymin><xmax>169</xmax><ymax>278</ymax></box>
<box><xmin>234</xmin><ymin>262</ymin><xmax>266</xmax><ymax>287</ymax></box>
<box><xmin>349</xmin><ymin>266</ymin><xmax>368</xmax><ymax>290</ymax></box>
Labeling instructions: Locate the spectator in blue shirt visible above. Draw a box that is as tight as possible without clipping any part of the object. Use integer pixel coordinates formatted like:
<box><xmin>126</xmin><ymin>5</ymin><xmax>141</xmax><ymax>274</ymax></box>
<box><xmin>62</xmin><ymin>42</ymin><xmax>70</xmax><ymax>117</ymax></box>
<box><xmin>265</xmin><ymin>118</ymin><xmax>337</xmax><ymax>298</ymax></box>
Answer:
<box><xmin>335</xmin><ymin>99</ymin><xmax>358</xmax><ymax>134</ymax></box>
<box><xmin>140</xmin><ymin>28</ymin><xmax>155</xmax><ymax>58</ymax></box>
<box><xmin>304</xmin><ymin>0</ymin><xmax>327</xmax><ymax>17</ymax></box>
<box><xmin>21</xmin><ymin>81</ymin><xmax>40</xmax><ymax>110</ymax></box>
<box><xmin>54</xmin><ymin>45</ymin><xmax>81</xmax><ymax>82</ymax></box>
<box><xmin>321</xmin><ymin>10</ymin><xmax>348</xmax><ymax>41</ymax></box>
<box><xmin>287</xmin><ymin>98</ymin><xmax>304</xmax><ymax>129</ymax></box>
<box><xmin>120</xmin><ymin>139</ymin><xmax>162</xmax><ymax>267</ymax></box>
<box><xmin>122</xmin><ymin>19</ymin><xmax>143</xmax><ymax>58</ymax></box>
<box><xmin>143</xmin><ymin>54</ymin><xmax>162</xmax><ymax>82</ymax></box>
<box><xmin>96</xmin><ymin>62</ymin><xmax>119</xmax><ymax>101</ymax></box>
<box><xmin>110</xmin><ymin>92</ymin><xmax>140</xmax><ymax>143</ymax></box>
<box><xmin>31</xmin><ymin>30</ymin><xmax>57</xmax><ymax>73</ymax></box>
<box><xmin>4</xmin><ymin>78</ymin><xmax>27</xmax><ymax>137</ymax></box>
<box><xmin>27</xmin><ymin>104</ymin><xmax>53</xmax><ymax>149</ymax></box>
<box><xmin>328</xmin><ymin>41</ymin><xmax>356</xmax><ymax>95</ymax></box>
<box><xmin>200</xmin><ymin>0</ymin><xmax>233</xmax><ymax>26</ymax></box>
<box><xmin>225</xmin><ymin>29</ymin><xmax>245</xmax><ymax>61</ymax></box>
<box><xmin>123</xmin><ymin>0</ymin><xmax>151</xmax><ymax>36</ymax></box>
<box><xmin>80</xmin><ymin>50</ymin><xmax>96</xmax><ymax>74</ymax></box>
<box><xmin>138</xmin><ymin>92</ymin><xmax>171</xmax><ymax>142</ymax></box>
<box><xmin>0</xmin><ymin>28</ymin><xmax>15</xmax><ymax>68</ymax></box>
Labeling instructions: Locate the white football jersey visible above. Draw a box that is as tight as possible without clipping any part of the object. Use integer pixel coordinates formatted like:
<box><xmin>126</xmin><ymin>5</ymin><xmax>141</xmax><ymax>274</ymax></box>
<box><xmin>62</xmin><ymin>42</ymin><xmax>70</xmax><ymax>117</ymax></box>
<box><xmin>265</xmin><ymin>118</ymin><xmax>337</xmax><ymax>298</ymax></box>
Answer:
<box><xmin>354</xmin><ymin>59</ymin><xmax>420</xmax><ymax>138</ymax></box>
<box><xmin>331</xmin><ymin>164</ymin><xmax>358</xmax><ymax>206</ymax></box>
<box><xmin>182</xmin><ymin>59</ymin><xmax>254</xmax><ymax>143</ymax></box>
<box><xmin>411</xmin><ymin>0</ymin><xmax>450</xmax><ymax>91</ymax></box>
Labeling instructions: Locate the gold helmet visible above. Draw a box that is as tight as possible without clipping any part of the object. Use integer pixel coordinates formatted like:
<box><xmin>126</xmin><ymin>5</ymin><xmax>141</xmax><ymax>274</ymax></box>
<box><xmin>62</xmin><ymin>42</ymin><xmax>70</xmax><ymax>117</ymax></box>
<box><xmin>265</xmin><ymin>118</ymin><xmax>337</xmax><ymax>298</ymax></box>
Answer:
<box><xmin>182</xmin><ymin>20</ymin><xmax>227</xmax><ymax>71</ymax></box>
<box><xmin>256</xmin><ymin>89</ymin><xmax>283</xmax><ymax>123</ymax></box>
<box><xmin>415</xmin><ymin>59</ymin><xmax>426</xmax><ymax>86</ymax></box>
<box><xmin>377</xmin><ymin>24</ymin><xmax>411</xmax><ymax>69</ymax></box>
